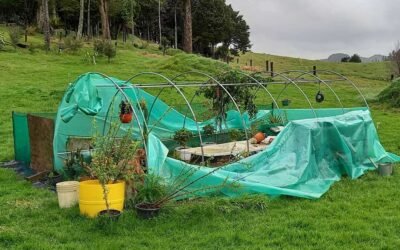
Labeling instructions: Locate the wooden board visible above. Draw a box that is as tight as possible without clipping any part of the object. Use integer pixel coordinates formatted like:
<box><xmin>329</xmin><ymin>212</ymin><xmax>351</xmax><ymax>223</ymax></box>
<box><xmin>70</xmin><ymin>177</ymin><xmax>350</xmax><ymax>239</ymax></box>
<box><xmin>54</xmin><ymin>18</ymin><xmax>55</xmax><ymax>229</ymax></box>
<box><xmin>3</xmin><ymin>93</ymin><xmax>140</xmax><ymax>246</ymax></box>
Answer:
<box><xmin>183</xmin><ymin>140</ymin><xmax>268</xmax><ymax>157</ymax></box>
<box><xmin>27</xmin><ymin>114</ymin><xmax>55</xmax><ymax>173</ymax></box>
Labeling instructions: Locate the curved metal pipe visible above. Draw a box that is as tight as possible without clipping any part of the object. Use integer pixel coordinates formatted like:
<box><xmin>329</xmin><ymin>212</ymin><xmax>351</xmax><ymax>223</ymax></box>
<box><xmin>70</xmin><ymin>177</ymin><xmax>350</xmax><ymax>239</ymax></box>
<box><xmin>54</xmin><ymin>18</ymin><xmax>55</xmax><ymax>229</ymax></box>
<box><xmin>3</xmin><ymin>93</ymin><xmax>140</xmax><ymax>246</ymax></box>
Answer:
<box><xmin>171</xmin><ymin>70</ymin><xmax>251</xmax><ymax>155</ymax></box>
<box><xmin>278</xmin><ymin>70</ymin><xmax>345</xmax><ymax>114</ymax></box>
<box><xmin>124</xmin><ymin>72</ymin><xmax>205</xmax><ymax>163</ymax></box>
<box><xmin>313</xmin><ymin>70</ymin><xmax>369</xmax><ymax>109</ymax></box>
<box><xmin>219</xmin><ymin>70</ymin><xmax>281</xmax><ymax>112</ymax></box>
<box><xmin>84</xmin><ymin>72</ymin><xmax>147</xmax><ymax>155</ymax></box>
<box><xmin>252</xmin><ymin>71</ymin><xmax>318</xmax><ymax>118</ymax></box>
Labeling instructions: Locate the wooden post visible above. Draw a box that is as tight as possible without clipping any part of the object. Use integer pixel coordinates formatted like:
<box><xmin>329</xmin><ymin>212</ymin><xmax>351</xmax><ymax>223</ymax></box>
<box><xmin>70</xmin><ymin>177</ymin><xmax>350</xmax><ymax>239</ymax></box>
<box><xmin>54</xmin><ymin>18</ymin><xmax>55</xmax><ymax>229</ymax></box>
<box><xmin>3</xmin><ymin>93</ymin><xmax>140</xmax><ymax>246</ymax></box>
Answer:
<box><xmin>266</xmin><ymin>60</ymin><xmax>269</xmax><ymax>72</ymax></box>
<box><xmin>391</xmin><ymin>74</ymin><xmax>394</xmax><ymax>81</ymax></box>
<box><xmin>313</xmin><ymin>65</ymin><xmax>317</xmax><ymax>75</ymax></box>
<box><xmin>237</xmin><ymin>58</ymin><xmax>239</xmax><ymax>64</ymax></box>
<box><xmin>250</xmin><ymin>59</ymin><xmax>253</xmax><ymax>68</ymax></box>
<box><xmin>270</xmin><ymin>61</ymin><xmax>274</xmax><ymax>77</ymax></box>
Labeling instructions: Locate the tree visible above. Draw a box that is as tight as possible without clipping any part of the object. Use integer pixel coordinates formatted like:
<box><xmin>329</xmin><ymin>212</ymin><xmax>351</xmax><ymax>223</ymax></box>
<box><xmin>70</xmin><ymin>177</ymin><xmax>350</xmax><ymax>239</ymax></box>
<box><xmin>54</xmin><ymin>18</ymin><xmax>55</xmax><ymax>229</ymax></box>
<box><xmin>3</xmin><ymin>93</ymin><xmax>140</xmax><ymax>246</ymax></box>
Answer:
<box><xmin>389</xmin><ymin>42</ymin><xmax>400</xmax><ymax>76</ymax></box>
<box><xmin>77</xmin><ymin>0</ymin><xmax>84</xmax><ymax>39</ymax></box>
<box><xmin>98</xmin><ymin>0</ymin><xmax>110</xmax><ymax>40</ymax></box>
<box><xmin>341</xmin><ymin>57</ymin><xmax>349</xmax><ymax>62</ymax></box>
<box><xmin>182</xmin><ymin>0</ymin><xmax>192</xmax><ymax>53</ymax></box>
<box><xmin>349</xmin><ymin>54</ymin><xmax>361</xmax><ymax>63</ymax></box>
<box><xmin>42</xmin><ymin>0</ymin><xmax>51</xmax><ymax>50</ymax></box>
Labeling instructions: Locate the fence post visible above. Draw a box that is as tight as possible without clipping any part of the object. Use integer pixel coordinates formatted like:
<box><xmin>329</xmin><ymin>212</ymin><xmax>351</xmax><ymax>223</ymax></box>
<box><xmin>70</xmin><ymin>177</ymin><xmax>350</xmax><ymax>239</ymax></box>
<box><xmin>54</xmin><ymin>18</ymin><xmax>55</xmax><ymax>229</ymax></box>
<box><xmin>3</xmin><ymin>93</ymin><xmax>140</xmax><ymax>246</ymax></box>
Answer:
<box><xmin>313</xmin><ymin>65</ymin><xmax>317</xmax><ymax>75</ymax></box>
<box><xmin>270</xmin><ymin>61</ymin><xmax>274</xmax><ymax>77</ymax></box>
<box><xmin>250</xmin><ymin>59</ymin><xmax>253</xmax><ymax>69</ymax></box>
<box><xmin>266</xmin><ymin>60</ymin><xmax>269</xmax><ymax>72</ymax></box>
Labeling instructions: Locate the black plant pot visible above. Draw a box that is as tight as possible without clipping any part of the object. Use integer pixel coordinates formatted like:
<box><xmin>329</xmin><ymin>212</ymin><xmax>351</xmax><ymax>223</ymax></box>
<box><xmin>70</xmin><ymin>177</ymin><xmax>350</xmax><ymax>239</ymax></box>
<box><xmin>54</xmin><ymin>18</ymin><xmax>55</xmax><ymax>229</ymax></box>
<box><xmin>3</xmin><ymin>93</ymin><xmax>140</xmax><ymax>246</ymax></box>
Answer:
<box><xmin>135</xmin><ymin>203</ymin><xmax>161</xmax><ymax>219</ymax></box>
<box><xmin>98</xmin><ymin>209</ymin><xmax>122</xmax><ymax>221</ymax></box>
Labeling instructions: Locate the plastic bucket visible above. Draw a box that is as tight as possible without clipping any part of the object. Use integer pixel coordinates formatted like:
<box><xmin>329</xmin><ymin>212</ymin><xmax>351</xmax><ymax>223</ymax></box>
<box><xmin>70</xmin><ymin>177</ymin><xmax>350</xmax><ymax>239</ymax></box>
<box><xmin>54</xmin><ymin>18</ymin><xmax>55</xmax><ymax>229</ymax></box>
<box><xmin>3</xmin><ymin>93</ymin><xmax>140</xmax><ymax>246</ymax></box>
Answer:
<box><xmin>176</xmin><ymin>147</ymin><xmax>192</xmax><ymax>161</ymax></box>
<box><xmin>378</xmin><ymin>163</ymin><xmax>393</xmax><ymax>176</ymax></box>
<box><xmin>79</xmin><ymin>180</ymin><xmax>125</xmax><ymax>218</ymax></box>
<box><xmin>56</xmin><ymin>181</ymin><xmax>79</xmax><ymax>208</ymax></box>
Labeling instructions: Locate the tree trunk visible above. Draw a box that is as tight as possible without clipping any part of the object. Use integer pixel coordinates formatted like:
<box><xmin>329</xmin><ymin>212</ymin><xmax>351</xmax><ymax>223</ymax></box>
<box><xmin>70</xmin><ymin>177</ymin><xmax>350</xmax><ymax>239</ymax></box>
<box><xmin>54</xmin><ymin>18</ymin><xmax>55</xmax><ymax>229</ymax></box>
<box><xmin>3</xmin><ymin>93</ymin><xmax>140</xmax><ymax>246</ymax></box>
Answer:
<box><xmin>42</xmin><ymin>0</ymin><xmax>51</xmax><ymax>50</ymax></box>
<box><xmin>131</xmin><ymin>0</ymin><xmax>134</xmax><ymax>40</ymax></box>
<box><xmin>182</xmin><ymin>0</ymin><xmax>192</xmax><ymax>53</ymax></box>
<box><xmin>77</xmin><ymin>0</ymin><xmax>84</xmax><ymax>39</ymax></box>
<box><xmin>174</xmin><ymin>2</ymin><xmax>177</xmax><ymax>49</ymax></box>
<box><xmin>158</xmin><ymin>0</ymin><xmax>162</xmax><ymax>44</ymax></box>
<box><xmin>99</xmin><ymin>0</ymin><xmax>110</xmax><ymax>40</ymax></box>
<box><xmin>87</xmin><ymin>0</ymin><xmax>91</xmax><ymax>38</ymax></box>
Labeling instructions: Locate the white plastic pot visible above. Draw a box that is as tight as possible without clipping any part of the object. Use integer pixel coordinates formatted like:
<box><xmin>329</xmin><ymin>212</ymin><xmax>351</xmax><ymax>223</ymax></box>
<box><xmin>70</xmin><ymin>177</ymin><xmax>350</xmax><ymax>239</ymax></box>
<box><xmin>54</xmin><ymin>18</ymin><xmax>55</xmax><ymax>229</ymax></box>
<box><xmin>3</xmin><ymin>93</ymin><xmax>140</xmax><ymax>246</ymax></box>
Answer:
<box><xmin>56</xmin><ymin>181</ymin><xmax>79</xmax><ymax>208</ymax></box>
<box><xmin>176</xmin><ymin>147</ymin><xmax>192</xmax><ymax>161</ymax></box>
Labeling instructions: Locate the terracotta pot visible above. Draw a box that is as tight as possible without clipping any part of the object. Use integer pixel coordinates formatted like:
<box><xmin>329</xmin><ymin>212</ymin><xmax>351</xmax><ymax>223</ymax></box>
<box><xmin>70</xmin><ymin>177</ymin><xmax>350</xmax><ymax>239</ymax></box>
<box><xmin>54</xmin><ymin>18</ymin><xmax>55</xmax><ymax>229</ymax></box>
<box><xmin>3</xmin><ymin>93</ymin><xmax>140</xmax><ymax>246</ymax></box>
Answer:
<box><xmin>253</xmin><ymin>132</ymin><xmax>265</xmax><ymax>143</ymax></box>
<box><xmin>120</xmin><ymin>113</ymin><xmax>133</xmax><ymax>123</ymax></box>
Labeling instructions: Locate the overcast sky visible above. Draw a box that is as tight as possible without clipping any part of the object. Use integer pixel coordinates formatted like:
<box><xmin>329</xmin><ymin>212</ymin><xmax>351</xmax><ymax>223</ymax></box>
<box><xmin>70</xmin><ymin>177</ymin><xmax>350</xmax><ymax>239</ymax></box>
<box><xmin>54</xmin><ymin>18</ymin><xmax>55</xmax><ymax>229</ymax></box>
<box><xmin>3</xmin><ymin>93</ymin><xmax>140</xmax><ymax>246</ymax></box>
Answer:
<box><xmin>225</xmin><ymin>0</ymin><xmax>400</xmax><ymax>59</ymax></box>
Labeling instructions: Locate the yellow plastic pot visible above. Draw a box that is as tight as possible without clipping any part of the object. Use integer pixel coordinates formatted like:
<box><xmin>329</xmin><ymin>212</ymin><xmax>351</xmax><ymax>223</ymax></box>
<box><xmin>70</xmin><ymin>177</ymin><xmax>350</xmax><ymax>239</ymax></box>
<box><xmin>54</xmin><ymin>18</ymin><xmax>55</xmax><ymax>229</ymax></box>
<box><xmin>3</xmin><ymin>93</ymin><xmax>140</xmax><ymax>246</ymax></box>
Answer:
<box><xmin>79</xmin><ymin>180</ymin><xmax>125</xmax><ymax>218</ymax></box>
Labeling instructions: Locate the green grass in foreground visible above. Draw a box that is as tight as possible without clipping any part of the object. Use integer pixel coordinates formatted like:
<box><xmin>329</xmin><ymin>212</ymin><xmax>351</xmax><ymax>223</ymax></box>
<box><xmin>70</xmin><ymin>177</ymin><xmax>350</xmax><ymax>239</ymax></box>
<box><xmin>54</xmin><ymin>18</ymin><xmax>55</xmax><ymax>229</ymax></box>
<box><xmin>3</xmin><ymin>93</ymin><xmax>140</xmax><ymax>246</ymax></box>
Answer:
<box><xmin>1</xmin><ymin>29</ymin><xmax>400</xmax><ymax>249</ymax></box>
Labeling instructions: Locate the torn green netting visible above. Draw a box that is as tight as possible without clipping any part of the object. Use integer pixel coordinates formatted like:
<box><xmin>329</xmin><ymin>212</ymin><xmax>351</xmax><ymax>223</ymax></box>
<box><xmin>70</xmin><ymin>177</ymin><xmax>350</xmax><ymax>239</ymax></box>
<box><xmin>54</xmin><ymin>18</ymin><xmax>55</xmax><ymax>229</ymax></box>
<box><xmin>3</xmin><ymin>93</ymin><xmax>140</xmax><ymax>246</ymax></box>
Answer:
<box><xmin>53</xmin><ymin>73</ymin><xmax>400</xmax><ymax>199</ymax></box>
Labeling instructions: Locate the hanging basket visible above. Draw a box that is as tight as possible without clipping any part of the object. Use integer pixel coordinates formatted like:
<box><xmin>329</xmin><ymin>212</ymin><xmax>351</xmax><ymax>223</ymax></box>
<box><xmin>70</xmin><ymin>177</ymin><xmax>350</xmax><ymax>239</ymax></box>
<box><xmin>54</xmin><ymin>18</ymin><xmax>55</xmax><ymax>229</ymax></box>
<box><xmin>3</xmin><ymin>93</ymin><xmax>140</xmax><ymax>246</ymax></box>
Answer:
<box><xmin>119</xmin><ymin>113</ymin><xmax>133</xmax><ymax>123</ymax></box>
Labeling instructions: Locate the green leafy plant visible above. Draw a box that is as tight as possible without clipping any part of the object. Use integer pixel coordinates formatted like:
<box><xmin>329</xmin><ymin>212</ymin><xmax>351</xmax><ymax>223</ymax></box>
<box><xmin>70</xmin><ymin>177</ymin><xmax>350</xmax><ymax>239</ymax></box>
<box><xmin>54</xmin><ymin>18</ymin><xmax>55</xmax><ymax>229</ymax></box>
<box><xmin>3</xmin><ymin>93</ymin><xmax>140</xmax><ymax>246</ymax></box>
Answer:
<box><xmin>202</xmin><ymin>124</ymin><xmax>216</xmax><ymax>136</ymax></box>
<box><xmin>266</xmin><ymin>112</ymin><xmax>287</xmax><ymax>125</ymax></box>
<box><xmin>64</xmin><ymin>35</ymin><xmax>83</xmax><ymax>52</ymax></box>
<box><xmin>229</xmin><ymin>129</ymin><xmax>243</xmax><ymax>141</ymax></box>
<box><xmin>63</xmin><ymin>148</ymin><xmax>85</xmax><ymax>180</ymax></box>
<box><xmin>160</xmin><ymin>36</ymin><xmax>169</xmax><ymax>56</ymax></box>
<box><xmin>134</xmin><ymin>174</ymin><xmax>167</xmax><ymax>205</ymax></box>
<box><xmin>8</xmin><ymin>26</ymin><xmax>22</xmax><ymax>48</ymax></box>
<box><xmin>173</xmin><ymin>128</ymin><xmax>193</xmax><ymax>148</ymax></box>
<box><xmin>84</xmin><ymin>122</ymin><xmax>140</xmax><ymax>213</ymax></box>
<box><xmin>199</xmin><ymin>70</ymin><xmax>258</xmax><ymax>131</ymax></box>
<box><xmin>94</xmin><ymin>39</ymin><xmax>117</xmax><ymax>62</ymax></box>
<box><xmin>119</xmin><ymin>100</ymin><xmax>133</xmax><ymax>114</ymax></box>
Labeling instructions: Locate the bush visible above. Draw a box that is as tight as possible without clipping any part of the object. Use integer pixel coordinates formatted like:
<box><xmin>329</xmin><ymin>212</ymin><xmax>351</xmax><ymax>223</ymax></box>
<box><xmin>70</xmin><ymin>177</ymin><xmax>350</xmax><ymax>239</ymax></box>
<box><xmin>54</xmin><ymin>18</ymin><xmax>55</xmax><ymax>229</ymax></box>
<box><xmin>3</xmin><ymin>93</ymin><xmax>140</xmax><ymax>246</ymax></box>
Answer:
<box><xmin>349</xmin><ymin>54</ymin><xmax>362</xmax><ymax>63</ymax></box>
<box><xmin>64</xmin><ymin>35</ymin><xmax>83</xmax><ymax>52</ymax></box>
<box><xmin>94</xmin><ymin>39</ymin><xmax>105</xmax><ymax>54</ymax></box>
<box><xmin>26</xmin><ymin>26</ymin><xmax>37</xmax><ymax>36</ymax></box>
<box><xmin>94</xmin><ymin>39</ymin><xmax>116</xmax><ymax>62</ymax></box>
<box><xmin>377</xmin><ymin>78</ymin><xmax>400</xmax><ymax>107</ymax></box>
<box><xmin>8</xmin><ymin>26</ymin><xmax>22</xmax><ymax>47</ymax></box>
<box><xmin>165</xmin><ymin>48</ymin><xmax>184</xmax><ymax>56</ymax></box>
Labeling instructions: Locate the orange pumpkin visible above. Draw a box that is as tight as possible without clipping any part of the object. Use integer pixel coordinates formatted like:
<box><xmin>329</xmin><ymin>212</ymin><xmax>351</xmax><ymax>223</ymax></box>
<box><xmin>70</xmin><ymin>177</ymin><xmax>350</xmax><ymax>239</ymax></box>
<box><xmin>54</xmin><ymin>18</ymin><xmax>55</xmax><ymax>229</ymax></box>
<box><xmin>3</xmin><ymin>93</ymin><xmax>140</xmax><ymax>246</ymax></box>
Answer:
<box><xmin>253</xmin><ymin>132</ymin><xmax>265</xmax><ymax>143</ymax></box>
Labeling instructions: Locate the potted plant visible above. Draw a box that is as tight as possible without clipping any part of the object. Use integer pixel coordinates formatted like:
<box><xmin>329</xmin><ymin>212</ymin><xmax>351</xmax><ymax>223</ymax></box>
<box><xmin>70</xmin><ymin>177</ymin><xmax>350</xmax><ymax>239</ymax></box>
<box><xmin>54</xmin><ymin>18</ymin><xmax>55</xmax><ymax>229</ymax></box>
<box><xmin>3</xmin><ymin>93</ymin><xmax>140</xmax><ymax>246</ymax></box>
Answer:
<box><xmin>133</xmin><ymin>161</ymin><xmax>248</xmax><ymax>219</ymax></box>
<box><xmin>173</xmin><ymin>128</ymin><xmax>193</xmax><ymax>161</ymax></box>
<box><xmin>80</xmin><ymin>123</ymin><xmax>140</xmax><ymax>218</ymax></box>
<box><xmin>119</xmin><ymin>100</ymin><xmax>133</xmax><ymax>123</ymax></box>
<box><xmin>134</xmin><ymin>174</ymin><xmax>167</xmax><ymax>219</ymax></box>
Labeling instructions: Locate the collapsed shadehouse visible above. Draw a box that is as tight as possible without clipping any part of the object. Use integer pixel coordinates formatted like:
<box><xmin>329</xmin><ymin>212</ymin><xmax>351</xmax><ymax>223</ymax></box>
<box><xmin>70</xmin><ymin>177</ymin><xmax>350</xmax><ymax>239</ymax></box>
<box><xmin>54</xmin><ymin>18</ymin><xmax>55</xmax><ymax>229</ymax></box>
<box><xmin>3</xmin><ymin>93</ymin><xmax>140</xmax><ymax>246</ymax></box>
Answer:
<box><xmin>51</xmin><ymin>72</ymin><xmax>400</xmax><ymax>199</ymax></box>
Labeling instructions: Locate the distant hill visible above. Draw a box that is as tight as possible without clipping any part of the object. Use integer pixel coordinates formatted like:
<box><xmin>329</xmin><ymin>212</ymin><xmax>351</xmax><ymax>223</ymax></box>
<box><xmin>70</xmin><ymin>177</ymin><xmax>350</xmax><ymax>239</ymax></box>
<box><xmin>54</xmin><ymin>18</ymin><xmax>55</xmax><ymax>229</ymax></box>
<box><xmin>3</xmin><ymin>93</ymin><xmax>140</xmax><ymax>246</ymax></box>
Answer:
<box><xmin>322</xmin><ymin>53</ymin><xmax>386</xmax><ymax>63</ymax></box>
<box><xmin>321</xmin><ymin>53</ymin><xmax>350</xmax><ymax>62</ymax></box>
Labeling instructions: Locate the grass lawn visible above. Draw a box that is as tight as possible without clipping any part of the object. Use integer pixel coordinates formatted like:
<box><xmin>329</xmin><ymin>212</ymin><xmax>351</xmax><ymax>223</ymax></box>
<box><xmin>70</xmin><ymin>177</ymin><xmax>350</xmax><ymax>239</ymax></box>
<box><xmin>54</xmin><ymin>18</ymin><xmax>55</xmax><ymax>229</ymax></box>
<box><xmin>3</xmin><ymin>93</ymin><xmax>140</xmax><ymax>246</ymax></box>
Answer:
<box><xmin>1</xmin><ymin>28</ymin><xmax>400</xmax><ymax>249</ymax></box>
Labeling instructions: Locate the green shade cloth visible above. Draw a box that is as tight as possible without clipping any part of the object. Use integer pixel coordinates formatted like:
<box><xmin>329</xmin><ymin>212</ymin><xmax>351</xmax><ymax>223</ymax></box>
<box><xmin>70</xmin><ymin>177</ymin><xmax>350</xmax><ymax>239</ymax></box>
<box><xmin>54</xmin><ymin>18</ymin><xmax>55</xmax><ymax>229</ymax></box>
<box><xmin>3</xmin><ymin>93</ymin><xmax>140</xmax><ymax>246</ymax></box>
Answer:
<box><xmin>52</xmin><ymin>73</ymin><xmax>399</xmax><ymax>199</ymax></box>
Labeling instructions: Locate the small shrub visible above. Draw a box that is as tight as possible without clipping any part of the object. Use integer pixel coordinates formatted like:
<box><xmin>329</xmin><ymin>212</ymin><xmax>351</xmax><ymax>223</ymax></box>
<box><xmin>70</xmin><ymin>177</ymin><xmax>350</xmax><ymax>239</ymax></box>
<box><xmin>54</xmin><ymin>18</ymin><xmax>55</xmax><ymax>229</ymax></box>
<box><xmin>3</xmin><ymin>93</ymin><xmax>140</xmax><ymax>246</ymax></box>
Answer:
<box><xmin>28</xmin><ymin>43</ymin><xmax>37</xmax><ymax>54</ymax></box>
<box><xmin>166</xmin><ymin>48</ymin><xmax>183</xmax><ymax>56</ymax></box>
<box><xmin>103</xmin><ymin>41</ymin><xmax>116</xmax><ymax>63</ymax></box>
<box><xmin>8</xmin><ymin>26</ymin><xmax>22</xmax><ymax>47</ymax></box>
<box><xmin>140</xmin><ymin>40</ymin><xmax>149</xmax><ymax>49</ymax></box>
<box><xmin>93</xmin><ymin>39</ymin><xmax>116</xmax><ymax>62</ymax></box>
<box><xmin>26</xmin><ymin>26</ymin><xmax>37</xmax><ymax>35</ymax></box>
<box><xmin>377</xmin><ymin>78</ymin><xmax>400</xmax><ymax>107</ymax></box>
<box><xmin>64</xmin><ymin>35</ymin><xmax>83</xmax><ymax>52</ymax></box>
<box><xmin>94</xmin><ymin>39</ymin><xmax>105</xmax><ymax>54</ymax></box>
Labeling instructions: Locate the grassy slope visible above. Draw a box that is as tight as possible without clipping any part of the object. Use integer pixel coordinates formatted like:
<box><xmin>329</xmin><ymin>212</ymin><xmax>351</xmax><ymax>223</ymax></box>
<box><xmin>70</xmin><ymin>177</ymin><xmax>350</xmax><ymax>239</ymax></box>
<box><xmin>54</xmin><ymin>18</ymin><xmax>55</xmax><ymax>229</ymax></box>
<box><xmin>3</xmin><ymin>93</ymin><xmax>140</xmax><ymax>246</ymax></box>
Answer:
<box><xmin>1</xmin><ymin>28</ymin><xmax>400</xmax><ymax>249</ymax></box>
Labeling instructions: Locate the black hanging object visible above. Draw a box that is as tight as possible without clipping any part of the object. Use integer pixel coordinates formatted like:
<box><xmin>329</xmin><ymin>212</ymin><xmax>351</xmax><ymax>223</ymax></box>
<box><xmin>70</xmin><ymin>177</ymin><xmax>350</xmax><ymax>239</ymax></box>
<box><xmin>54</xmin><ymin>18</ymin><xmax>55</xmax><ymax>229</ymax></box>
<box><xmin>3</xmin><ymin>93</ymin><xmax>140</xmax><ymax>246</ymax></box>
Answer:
<box><xmin>315</xmin><ymin>91</ymin><xmax>324</xmax><ymax>103</ymax></box>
